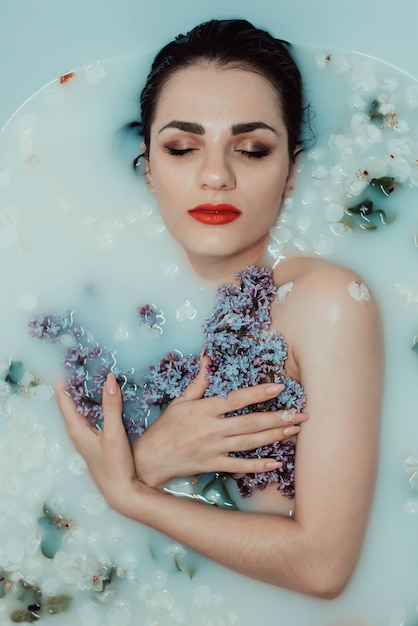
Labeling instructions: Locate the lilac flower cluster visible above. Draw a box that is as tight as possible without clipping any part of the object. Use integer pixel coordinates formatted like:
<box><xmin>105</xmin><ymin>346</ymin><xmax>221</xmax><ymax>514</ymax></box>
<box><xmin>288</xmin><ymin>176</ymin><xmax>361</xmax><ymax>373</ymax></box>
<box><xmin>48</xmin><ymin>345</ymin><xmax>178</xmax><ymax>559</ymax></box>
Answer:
<box><xmin>29</xmin><ymin>267</ymin><xmax>305</xmax><ymax>499</ymax></box>
<box><xmin>29</xmin><ymin>311</ymin><xmax>146</xmax><ymax>437</ymax></box>
<box><xmin>137</xmin><ymin>303</ymin><xmax>165</xmax><ymax>336</ymax></box>
<box><xmin>203</xmin><ymin>267</ymin><xmax>305</xmax><ymax>498</ymax></box>
<box><xmin>140</xmin><ymin>352</ymin><xmax>200</xmax><ymax>415</ymax></box>
<box><xmin>233</xmin><ymin>440</ymin><xmax>296</xmax><ymax>498</ymax></box>
<box><xmin>140</xmin><ymin>267</ymin><xmax>306</xmax><ymax>499</ymax></box>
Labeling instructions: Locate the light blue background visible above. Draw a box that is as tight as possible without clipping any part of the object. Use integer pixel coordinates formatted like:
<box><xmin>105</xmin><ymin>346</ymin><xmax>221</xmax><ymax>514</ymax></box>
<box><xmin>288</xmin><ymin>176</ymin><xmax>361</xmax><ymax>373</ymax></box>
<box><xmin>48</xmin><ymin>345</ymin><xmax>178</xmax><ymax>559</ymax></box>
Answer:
<box><xmin>1</xmin><ymin>0</ymin><xmax>417</xmax><ymax>128</ymax></box>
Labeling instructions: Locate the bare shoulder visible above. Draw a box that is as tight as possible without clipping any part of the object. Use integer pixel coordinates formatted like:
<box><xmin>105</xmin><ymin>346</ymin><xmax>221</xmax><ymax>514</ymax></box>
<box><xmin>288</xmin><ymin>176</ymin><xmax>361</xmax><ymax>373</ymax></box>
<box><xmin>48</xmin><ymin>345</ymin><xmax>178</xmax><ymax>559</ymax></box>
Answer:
<box><xmin>273</xmin><ymin>256</ymin><xmax>378</xmax><ymax>315</ymax></box>
<box><xmin>271</xmin><ymin>256</ymin><xmax>381</xmax><ymax>359</ymax></box>
<box><xmin>271</xmin><ymin>255</ymin><xmax>383</xmax><ymax>387</ymax></box>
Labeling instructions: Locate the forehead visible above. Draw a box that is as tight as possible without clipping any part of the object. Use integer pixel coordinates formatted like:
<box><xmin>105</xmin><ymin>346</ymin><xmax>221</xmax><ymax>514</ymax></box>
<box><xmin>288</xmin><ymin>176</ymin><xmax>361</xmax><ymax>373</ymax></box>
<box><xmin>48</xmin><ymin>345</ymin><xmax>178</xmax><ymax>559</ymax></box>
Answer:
<box><xmin>153</xmin><ymin>64</ymin><xmax>284</xmax><ymax>127</ymax></box>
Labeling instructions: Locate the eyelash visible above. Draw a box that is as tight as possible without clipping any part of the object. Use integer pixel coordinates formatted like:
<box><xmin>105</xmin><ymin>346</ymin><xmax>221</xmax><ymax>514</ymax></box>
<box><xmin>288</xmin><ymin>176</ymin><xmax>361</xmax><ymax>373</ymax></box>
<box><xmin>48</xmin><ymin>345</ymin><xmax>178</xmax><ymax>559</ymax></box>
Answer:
<box><xmin>165</xmin><ymin>147</ymin><xmax>272</xmax><ymax>159</ymax></box>
<box><xmin>165</xmin><ymin>147</ymin><xmax>195</xmax><ymax>157</ymax></box>
<box><xmin>239</xmin><ymin>149</ymin><xmax>271</xmax><ymax>159</ymax></box>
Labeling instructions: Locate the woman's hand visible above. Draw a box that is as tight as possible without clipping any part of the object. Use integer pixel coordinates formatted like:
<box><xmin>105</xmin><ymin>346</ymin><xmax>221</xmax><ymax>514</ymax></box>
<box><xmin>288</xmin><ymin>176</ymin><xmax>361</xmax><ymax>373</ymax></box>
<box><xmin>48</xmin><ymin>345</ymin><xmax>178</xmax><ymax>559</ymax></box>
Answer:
<box><xmin>133</xmin><ymin>353</ymin><xmax>308</xmax><ymax>488</ymax></box>
<box><xmin>56</xmin><ymin>372</ymin><xmax>138</xmax><ymax>514</ymax></box>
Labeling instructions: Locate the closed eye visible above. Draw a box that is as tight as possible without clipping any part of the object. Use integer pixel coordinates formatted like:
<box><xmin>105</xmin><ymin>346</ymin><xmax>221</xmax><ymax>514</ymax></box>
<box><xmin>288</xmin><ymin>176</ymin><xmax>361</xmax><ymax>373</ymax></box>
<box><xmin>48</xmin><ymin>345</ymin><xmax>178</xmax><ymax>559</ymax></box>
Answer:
<box><xmin>238</xmin><ymin>149</ymin><xmax>271</xmax><ymax>159</ymax></box>
<box><xmin>165</xmin><ymin>147</ymin><xmax>196</xmax><ymax>157</ymax></box>
<box><xmin>165</xmin><ymin>146</ymin><xmax>272</xmax><ymax>159</ymax></box>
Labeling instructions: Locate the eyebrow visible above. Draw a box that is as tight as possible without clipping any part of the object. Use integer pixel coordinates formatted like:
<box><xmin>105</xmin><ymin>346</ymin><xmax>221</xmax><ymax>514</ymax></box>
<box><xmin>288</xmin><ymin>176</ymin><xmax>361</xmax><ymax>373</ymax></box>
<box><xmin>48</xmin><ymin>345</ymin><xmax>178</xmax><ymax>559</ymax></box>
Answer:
<box><xmin>159</xmin><ymin>121</ymin><xmax>204</xmax><ymax>135</ymax></box>
<box><xmin>158</xmin><ymin>120</ymin><xmax>278</xmax><ymax>136</ymax></box>
<box><xmin>231</xmin><ymin>122</ymin><xmax>278</xmax><ymax>136</ymax></box>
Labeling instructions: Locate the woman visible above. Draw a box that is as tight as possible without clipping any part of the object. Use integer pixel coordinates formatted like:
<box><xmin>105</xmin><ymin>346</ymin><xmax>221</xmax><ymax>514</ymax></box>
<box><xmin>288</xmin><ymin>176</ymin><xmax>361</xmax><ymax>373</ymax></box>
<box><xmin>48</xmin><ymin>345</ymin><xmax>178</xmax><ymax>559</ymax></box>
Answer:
<box><xmin>57</xmin><ymin>19</ymin><xmax>383</xmax><ymax>598</ymax></box>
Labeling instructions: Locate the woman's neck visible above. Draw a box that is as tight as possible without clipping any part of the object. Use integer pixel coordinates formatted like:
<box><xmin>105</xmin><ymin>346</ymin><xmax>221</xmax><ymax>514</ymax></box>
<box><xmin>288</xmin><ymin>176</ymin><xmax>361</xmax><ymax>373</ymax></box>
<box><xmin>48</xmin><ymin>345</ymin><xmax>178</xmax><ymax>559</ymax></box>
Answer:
<box><xmin>185</xmin><ymin>240</ymin><xmax>272</xmax><ymax>285</ymax></box>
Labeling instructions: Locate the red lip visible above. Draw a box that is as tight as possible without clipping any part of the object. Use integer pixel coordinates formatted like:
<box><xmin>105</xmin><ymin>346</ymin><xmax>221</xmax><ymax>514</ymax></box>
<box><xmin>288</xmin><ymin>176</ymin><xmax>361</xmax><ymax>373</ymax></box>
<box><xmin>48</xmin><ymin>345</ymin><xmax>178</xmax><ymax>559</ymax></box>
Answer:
<box><xmin>188</xmin><ymin>203</ymin><xmax>242</xmax><ymax>225</ymax></box>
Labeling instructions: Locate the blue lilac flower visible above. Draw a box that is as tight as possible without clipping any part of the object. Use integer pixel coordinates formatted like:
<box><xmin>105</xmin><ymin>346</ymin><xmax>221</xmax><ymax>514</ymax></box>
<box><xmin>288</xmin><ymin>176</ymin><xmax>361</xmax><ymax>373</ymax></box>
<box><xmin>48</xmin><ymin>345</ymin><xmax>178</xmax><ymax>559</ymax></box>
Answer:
<box><xmin>30</xmin><ymin>266</ymin><xmax>306</xmax><ymax>499</ymax></box>
<box><xmin>142</xmin><ymin>266</ymin><xmax>306</xmax><ymax>499</ymax></box>
<box><xmin>141</xmin><ymin>352</ymin><xmax>200</xmax><ymax>408</ymax></box>
<box><xmin>29</xmin><ymin>311</ymin><xmax>74</xmax><ymax>339</ymax></box>
<box><xmin>137</xmin><ymin>303</ymin><xmax>165</xmax><ymax>334</ymax></box>
<box><xmin>29</xmin><ymin>312</ymin><xmax>146</xmax><ymax>437</ymax></box>
<box><xmin>234</xmin><ymin>441</ymin><xmax>296</xmax><ymax>499</ymax></box>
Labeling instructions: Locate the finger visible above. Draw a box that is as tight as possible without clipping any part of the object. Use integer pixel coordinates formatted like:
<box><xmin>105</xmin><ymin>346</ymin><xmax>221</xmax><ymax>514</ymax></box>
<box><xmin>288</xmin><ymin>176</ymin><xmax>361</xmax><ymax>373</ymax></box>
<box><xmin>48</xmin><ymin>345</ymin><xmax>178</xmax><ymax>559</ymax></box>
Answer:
<box><xmin>214</xmin><ymin>455</ymin><xmax>284</xmax><ymax>475</ymax></box>
<box><xmin>226</xmin><ymin>425</ymin><xmax>301</xmax><ymax>453</ymax></box>
<box><xmin>56</xmin><ymin>383</ymin><xmax>95</xmax><ymax>443</ymax></box>
<box><xmin>102</xmin><ymin>373</ymin><xmax>124</xmax><ymax>436</ymax></box>
<box><xmin>211</xmin><ymin>382</ymin><xmax>285</xmax><ymax>415</ymax></box>
<box><xmin>172</xmin><ymin>351</ymin><xmax>211</xmax><ymax>403</ymax></box>
<box><xmin>223</xmin><ymin>410</ymin><xmax>309</xmax><ymax>436</ymax></box>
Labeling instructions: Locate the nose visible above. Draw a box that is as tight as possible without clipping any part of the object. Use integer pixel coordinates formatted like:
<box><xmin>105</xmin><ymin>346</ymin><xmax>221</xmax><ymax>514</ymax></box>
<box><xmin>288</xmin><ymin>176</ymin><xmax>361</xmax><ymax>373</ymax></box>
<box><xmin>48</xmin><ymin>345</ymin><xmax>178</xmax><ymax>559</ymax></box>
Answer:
<box><xmin>197</xmin><ymin>149</ymin><xmax>236</xmax><ymax>191</ymax></box>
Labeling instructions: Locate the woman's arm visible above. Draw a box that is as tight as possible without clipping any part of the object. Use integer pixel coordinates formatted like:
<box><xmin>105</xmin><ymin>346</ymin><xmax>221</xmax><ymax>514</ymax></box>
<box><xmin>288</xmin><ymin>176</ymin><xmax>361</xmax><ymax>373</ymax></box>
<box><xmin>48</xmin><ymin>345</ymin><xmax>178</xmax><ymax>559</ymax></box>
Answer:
<box><xmin>132</xmin><ymin>360</ymin><xmax>306</xmax><ymax>487</ymax></box>
<box><xmin>57</xmin><ymin>263</ymin><xmax>383</xmax><ymax>598</ymax></box>
<box><xmin>58</xmin><ymin>379</ymin><xmax>312</xmax><ymax>593</ymax></box>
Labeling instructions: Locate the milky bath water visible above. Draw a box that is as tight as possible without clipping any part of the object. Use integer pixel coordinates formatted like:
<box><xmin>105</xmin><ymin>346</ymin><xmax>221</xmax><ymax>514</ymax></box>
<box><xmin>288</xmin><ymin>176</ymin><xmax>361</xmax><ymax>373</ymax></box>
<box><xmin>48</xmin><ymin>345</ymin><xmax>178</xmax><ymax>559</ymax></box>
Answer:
<box><xmin>0</xmin><ymin>46</ymin><xmax>418</xmax><ymax>625</ymax></box>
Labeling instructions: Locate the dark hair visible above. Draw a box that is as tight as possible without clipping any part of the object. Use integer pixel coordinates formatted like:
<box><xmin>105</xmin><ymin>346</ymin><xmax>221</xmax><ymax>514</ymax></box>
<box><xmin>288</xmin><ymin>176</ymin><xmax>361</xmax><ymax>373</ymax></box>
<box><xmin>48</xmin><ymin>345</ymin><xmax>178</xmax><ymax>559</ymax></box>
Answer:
<box><xmin>138</xmin><ymin>19</ymin><xmax>309</xmax><ymax>163</ymax></box>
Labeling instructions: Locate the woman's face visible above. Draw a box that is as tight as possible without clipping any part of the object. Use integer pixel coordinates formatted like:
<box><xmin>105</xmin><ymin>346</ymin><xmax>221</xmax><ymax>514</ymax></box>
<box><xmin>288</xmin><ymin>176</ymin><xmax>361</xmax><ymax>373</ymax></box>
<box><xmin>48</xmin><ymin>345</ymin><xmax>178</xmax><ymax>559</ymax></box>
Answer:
<box><xmin>146</xmin><ymin>64</ymin><xmax>295</xmax><ymax>270</ymax></box>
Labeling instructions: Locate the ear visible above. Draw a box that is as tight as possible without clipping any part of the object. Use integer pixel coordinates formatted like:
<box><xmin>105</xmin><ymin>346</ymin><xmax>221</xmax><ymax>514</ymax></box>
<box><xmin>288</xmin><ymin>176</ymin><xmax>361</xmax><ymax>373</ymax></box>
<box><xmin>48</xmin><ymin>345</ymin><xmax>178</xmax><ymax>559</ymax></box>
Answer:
<box><xmin>141</xmin><ymin>141</ymin><xmax>155</xmax><ymax>192</ymax></box>
<box><xmin>283</xmin><ymin>151</ymin><xmax>299</xmax><ymax>198</ymax></box>
<box><xmin>146</xmin><ymin>172</ymin><xmax>155</xmax><ymax>193</ymax></box>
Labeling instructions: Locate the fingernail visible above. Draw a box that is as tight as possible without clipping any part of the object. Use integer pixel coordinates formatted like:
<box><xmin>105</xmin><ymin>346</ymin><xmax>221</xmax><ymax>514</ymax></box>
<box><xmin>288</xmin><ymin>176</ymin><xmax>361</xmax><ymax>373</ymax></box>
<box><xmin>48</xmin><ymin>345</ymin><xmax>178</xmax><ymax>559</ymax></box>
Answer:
<box><xmin>282</xmin><ymin>408</ymin><xmax>297</xmax><ymax>422</ymax></box>
<box><xmin>200</xmin><ymin>348</ymin><xmax>206</xmax><ymax>360</ymax></box>
<box><xmin>106</xmin><ymin>372</ymin><xmax>118</xmax><ymax>395</ymax></box>
<box><xmin>283</xmin><ymin>425</ymin><xmax>301</xmax><ymax>436</ymax></box>
<box><xmin>265</xmin><ymin>460</ymin><xmax>282</xmax><ymax>469</ymax></box>
<box><xmin>266</xmin><ymin>383</ymin><xmax>284</xmax><ymax>396</ymax></box>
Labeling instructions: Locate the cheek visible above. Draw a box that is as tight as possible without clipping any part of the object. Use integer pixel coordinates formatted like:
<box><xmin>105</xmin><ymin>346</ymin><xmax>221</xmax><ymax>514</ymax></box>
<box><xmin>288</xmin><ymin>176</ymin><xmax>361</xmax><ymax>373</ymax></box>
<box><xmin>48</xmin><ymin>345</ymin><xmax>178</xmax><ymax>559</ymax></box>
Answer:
<box><xmin>152</xmin><ymin>164</ymin><xmax>191</xmax><ymax>201</ymax></box>
<box><xmin>253</xmin><ymin>178</ymin><xmax>287</xmax><ymax>216</ymax></box>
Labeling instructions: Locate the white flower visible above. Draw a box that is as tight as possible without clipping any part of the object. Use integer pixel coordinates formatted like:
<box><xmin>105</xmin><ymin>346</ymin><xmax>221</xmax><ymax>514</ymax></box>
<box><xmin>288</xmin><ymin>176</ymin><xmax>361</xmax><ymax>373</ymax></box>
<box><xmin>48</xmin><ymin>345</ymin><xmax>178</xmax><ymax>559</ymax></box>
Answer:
<box><xmin>405</xmin><ymin>82</ymin><xmax>418</xmax><ymax>109</ymax></box>
<box><xmin>276</xmin><ymin>281</ymin><xmax>294</xmax><ymax>304</ymax></box>
<box><xmin>193</xmin><ymin>585</ymin><xmax>215</xmax><ymax>609</ymax></box>
<box><xmin>107</xmin><ymin>604</ymin><xmax>131</xmax><ymax>626</ymax></box>
<box><xmin>114</xmin><ymin>550</ymin><xmax>138</xmax><ymax>571</ymax></box>
<box><xmin>347</xmin><ymin>281</ymin><xmax>372</xmax><ymax>304</ymax></box>
<box><xmin>84</xmin><ymin>61</ymin><xmax>106</xmax><ymax>85</ymax></box>
<box><xmin>54</xmin><ymin>551</ymin><xmax>92</xmax><ymax>586</ymax></box>
<box><xmin>151</xmin><ymin>570</ymin><xmax>168</xmax><ymax>589</ymax></box>
<box><xmin>137</xmin><ymin>582</ymin><xmax>153</xmax><ymax>603</ymax></box>
<box><xmin>0</xmin><ymin>354</ymin><xmax>12</xmax><ymax>380</ymax></box>
<box><xmin>151</xmin><ymin>589</ymin><xmax>175</xmax><ymax>610</ymax></box>
<box><xmin>80</xmin><ymin>493</ymin><xmax>107</xmax><ymax>515</ymax></box>
<box><xmin>0</xmin><ymin>168</ymin><xmax>10</xmax><ymax>188</ymax></box>
<box><xmin>4</xmin><ymin>538</ymin><xmax>25</xmax><ymax>565</ymax></box>
<box><xmin>378</xmin><ymin>101</ymin><xmax>396</xmax><ymax>116</ymax></box>
<box><xmin>105</xmin><ymin>526</ymin><xmax>125</xmax><ymax>545</ymax></box>
<box><xmin>78</xmin><ymin>602</ymin><xmax>101</xmax><ymax>626</ymax></box>
<box><xmin>67</xmin><ymin>452</ymin><xmax>87</xmax><ymax>476</ymax></box>
<box><xmin>349</xmin><ymin>68</ymin><xmax>379</xmax><ymax>94</ymax></box>
<box><xmin>164</xmin><ymin>544</ymin><xmax>186</xmax><ymax>558</ymax></box>
<box><xmin>404</xmin><ymin>456</ymin><xmax>418</xmax><ymax>475</ymax></box>
<box><xmin>324</xmin><ymin>203</ymin><xmax>345</xmax><ymax>223</ymax></box>
<box><xmin>0</xmin><ymin>379</ymin><xmax>11</xmax><ymax>398</ymax></box>
<box><xmin>53</xmin><ymin>551</ymin><xmax>113</xmax><ymax>591</ymax></box>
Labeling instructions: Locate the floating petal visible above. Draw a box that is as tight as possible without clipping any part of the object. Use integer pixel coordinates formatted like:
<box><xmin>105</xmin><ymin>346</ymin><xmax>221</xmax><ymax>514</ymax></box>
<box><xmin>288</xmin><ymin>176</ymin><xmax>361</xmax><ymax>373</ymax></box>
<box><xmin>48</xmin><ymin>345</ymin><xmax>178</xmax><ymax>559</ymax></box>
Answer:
<box><xmin>347</xmin><ymin>280</ymin><xmax>372</xmax><ymax>304</ymax></box>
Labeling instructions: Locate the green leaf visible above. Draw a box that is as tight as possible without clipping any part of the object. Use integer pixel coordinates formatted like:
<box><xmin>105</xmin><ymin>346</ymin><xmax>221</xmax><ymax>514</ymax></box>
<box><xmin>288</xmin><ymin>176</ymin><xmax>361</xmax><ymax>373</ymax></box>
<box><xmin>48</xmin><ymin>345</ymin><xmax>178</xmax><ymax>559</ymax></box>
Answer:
<box><xmin>6</xmin><ymin>361</ymin><xmax>25</xmax><ymax>385</ymax></box>
<box><xmin>368</xmin><ymin>99</ymin><xmax>382</xmax><ymax>119</ymax></box>
<box><xmin>10</xmin><ymin>609</ymin><xmax>38</xmax><ymax>623</ymax></box>
<box><xmin>370</xmin><ymin>176</ymin><xmax>399</xmax><ymax>196</ymax></box>
<box><xmin>346</xmin><ymin>200</ymin><xmax>374</xmax><ymax>216</ymax></box>
<box><xmin>46</xmin><ymin>594</ymin><xmax>72</xmax><ymax>615</ymax></box>
<box><xmin>37</xmin><ymin>505</ymin><xmax>72</xmax><ymax>559</ymax></box>
<box><xmin>345</xmin><ymin>199</ymin><xmax>395</xmax><ymax>230</ymax></box>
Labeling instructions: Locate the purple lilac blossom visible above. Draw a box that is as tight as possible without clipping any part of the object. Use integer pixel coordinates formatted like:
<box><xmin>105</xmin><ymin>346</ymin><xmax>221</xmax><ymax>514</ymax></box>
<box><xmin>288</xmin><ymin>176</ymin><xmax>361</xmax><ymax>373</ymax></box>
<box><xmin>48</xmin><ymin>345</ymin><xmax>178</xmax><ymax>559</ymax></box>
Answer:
<box><xmin>29</xmin><ymin>312</ymin><xmax>146</xmax><ymax>437</ymax></box>
<box><xmin>203</xmin><ymin>266</ymin><xmax>304</xmax><ymax>498</ymax></box>
<box><xmin>141</xmin><ymin>266</ymin><xmax>306</xmax><ymax>499</ymax></box>
<box><xmin>29</xmin><ymin>267</ymin><xmax>305</xmax><ymax>499</ymax></box>
<box><xmin>137</xmin><ymin>304</ymin><xmax>165</xmax><ymax>335</ymax></box>
<box><xmin>137</xmin><ymin>303</ymin><xmax>163</xmax><ymax>326</ymax></box>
